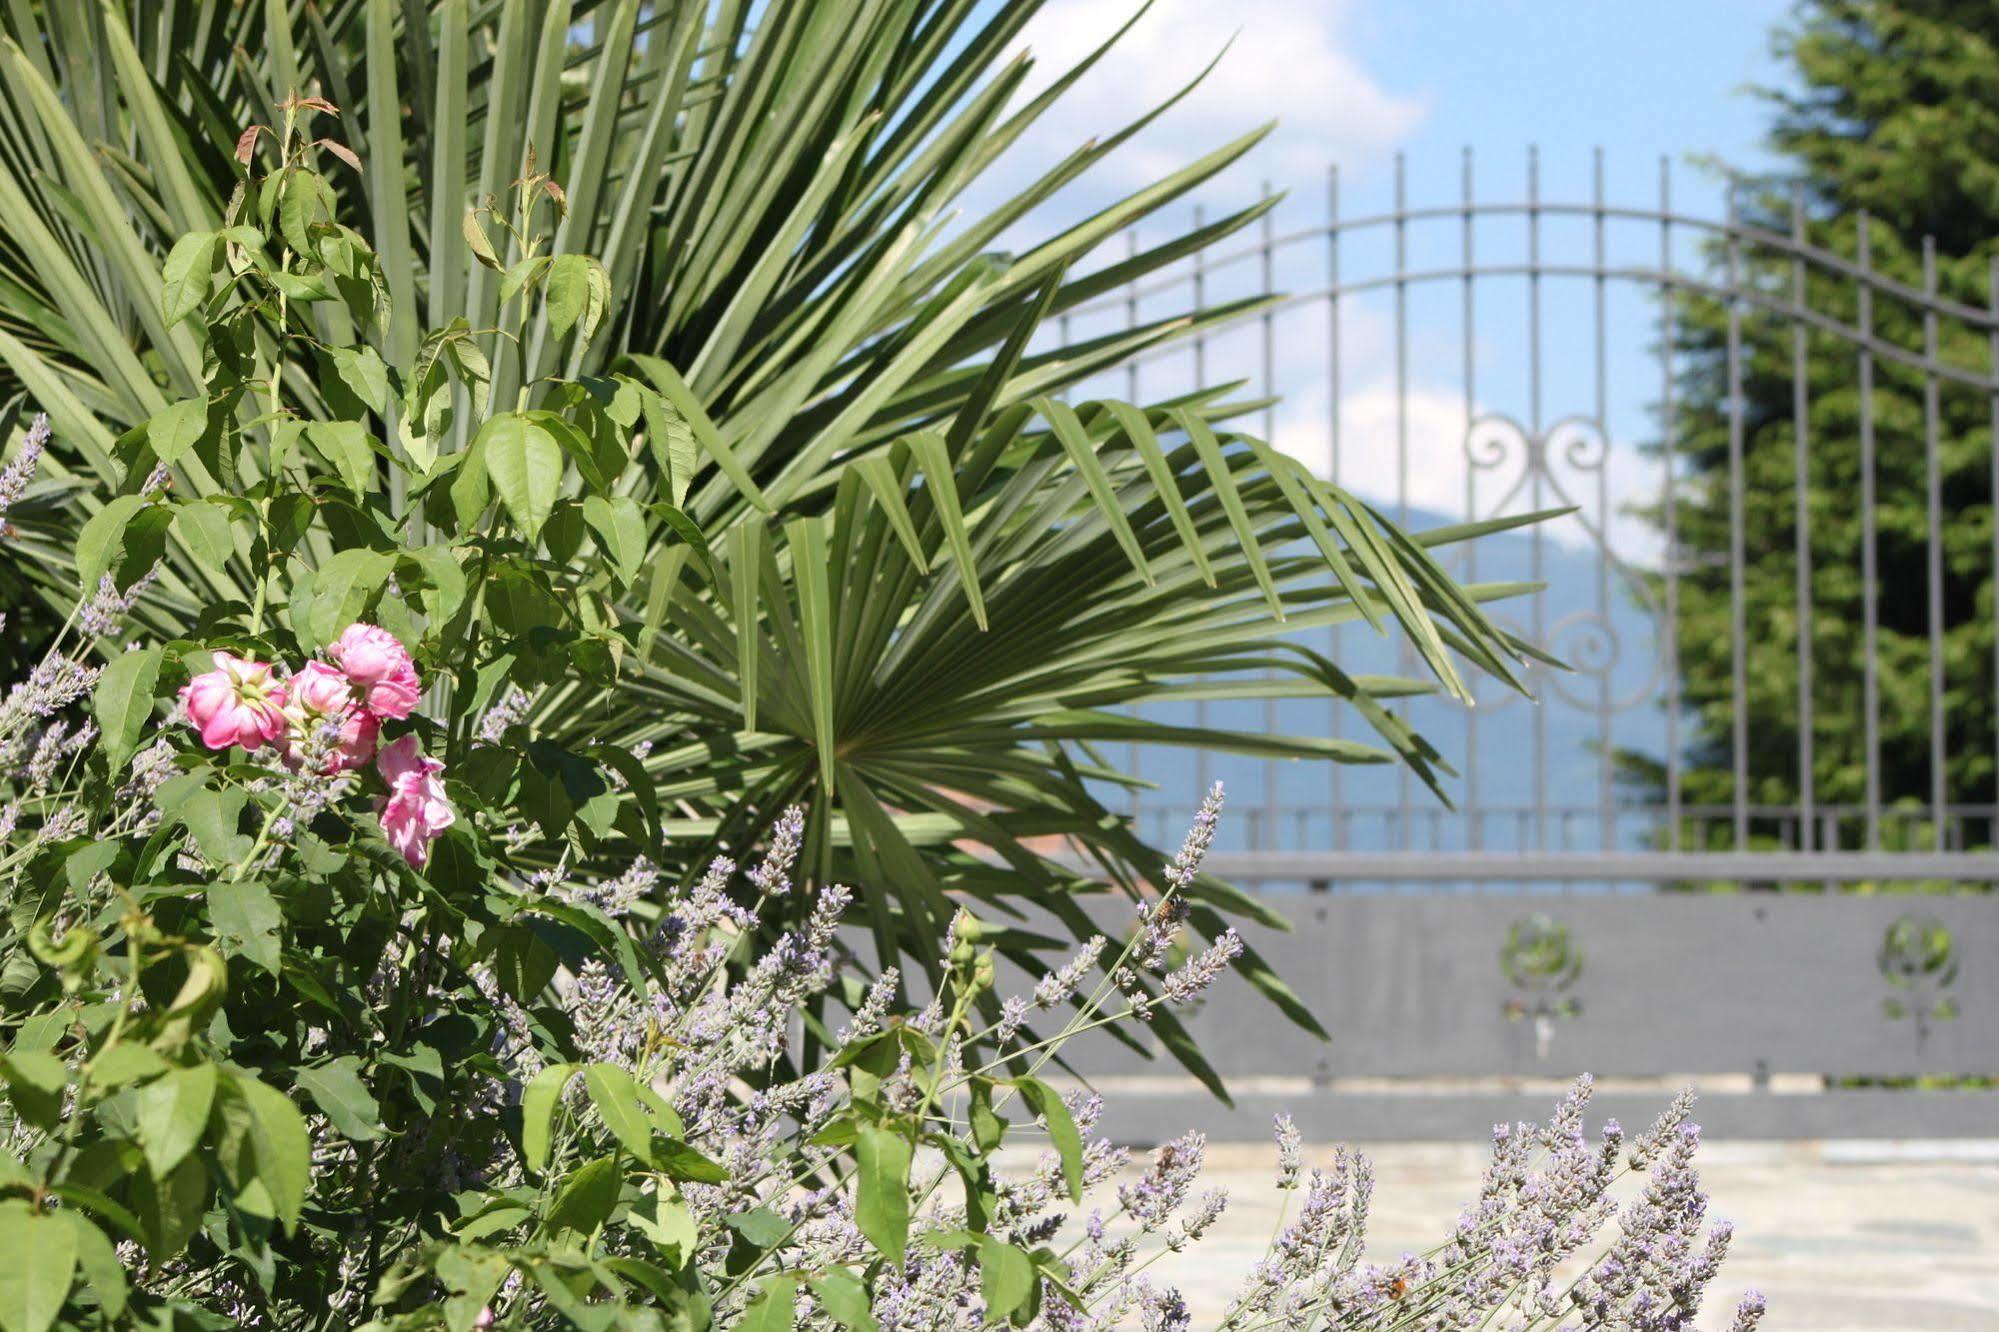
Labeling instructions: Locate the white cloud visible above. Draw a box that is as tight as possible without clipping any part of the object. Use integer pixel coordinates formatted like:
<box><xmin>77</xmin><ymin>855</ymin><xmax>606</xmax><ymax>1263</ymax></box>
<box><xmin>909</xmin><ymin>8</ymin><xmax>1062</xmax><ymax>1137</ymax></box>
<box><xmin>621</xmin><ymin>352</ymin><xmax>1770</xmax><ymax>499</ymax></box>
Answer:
<box><xmin>1009</xmin><ymin>0</ymin><xmax>1426</xmax><ymax>193</ymax></box>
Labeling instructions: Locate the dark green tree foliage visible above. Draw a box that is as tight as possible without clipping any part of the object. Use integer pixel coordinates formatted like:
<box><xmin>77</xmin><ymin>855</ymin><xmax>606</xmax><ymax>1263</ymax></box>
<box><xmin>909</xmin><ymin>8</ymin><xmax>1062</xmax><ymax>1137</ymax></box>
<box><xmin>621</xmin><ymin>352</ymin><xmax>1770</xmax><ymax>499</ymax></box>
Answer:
<box><xmin>1657</xmin><ymin>0</ymin><xmax>1999</xmax><ymax>846</ymax></box>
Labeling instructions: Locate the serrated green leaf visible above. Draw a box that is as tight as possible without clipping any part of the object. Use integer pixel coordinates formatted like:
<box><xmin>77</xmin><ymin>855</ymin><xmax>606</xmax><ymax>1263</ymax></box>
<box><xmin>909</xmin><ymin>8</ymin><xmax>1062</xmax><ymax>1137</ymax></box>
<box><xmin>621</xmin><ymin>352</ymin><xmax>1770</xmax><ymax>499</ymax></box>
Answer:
<box><xmin>478</xmin><ymin>413</ymin><xmax>564</xmax><ymax>540</ymax></box>
<box><xmin>59</xmin><ymin>1210</ymin><xmax>122</xmax><ymax>1318</ymax></box>
<box><xmin>304</xmin><ymin>420</ymin><xmax>377</xmax><ymax>495</ymax></box>
<box><xmin>0</xmin><ymin>1054</ymin><xmax>67</xmax><ymax>1131</ymax></box>
<box><xmin>545</xmin><ymin>253</ymin><xmax>592</xmax><ymax>339</ymax></box>
<box><xmin>301</xmin><ymin>547</ymin><xmax>396</xmax><ymax>651</ymax></box>
<box><xmin>544</xmin><ymin>1154</ymin><xmax>621</xmax><ymax>1237</ymax></box>
<box><xmin>171</xmin><ymin>500</ymin><xmax>236</xmax><ymax>574</ymax></box>
<box><xmin>208</xmin><ymin>880</ymin><xmax>282</xmax><ymax>974</ymax></box>
<box><xmin>737</xmin><ymin>1277</ymin><xmax>797</xmax><ymax>1332</ymax></box>
<box><xmin>808</xmin><ymin>1268</ymin><xmax>878</xmax><ymax>1332</ymax></box>
<box><xmin>91</xmin><ymin>645</ymin><xmax>161</xmax><ymax>771</ymax></box>
<box><xmin>581</xmin><ymin>494</ymin><xmax>645</xmax><ymax>585</ymax></box>
<box><xmin>0</xmin><ymin>1204</ymin><xmax>76</xmax><ymax>1332</ymax></box>
<box><xmin>521</xmin><ymin>1062</ymin><xmax>578</xmax><ymax>1174</ymax></box>
<box><xmin>854</xmin><ymin>1125</ymin><xmax>912</xmax><ymax>1269</ymax></box>
<box><xmin>979</xmin><ymin>1234</ymin><xmax>1036</xmax><ymax>1322</ymax></box>
<box><xmin>133</xmin><ymin>1062</ymin><xmax>217</xmax><ymax>1178</ymax></box>
<box><xmin>295</xmin><ymin>1057</ymin><xmax>382</xmax><ymax>1142</ymax></box>
<box><xmin>328</xmin><ymin>345</ymin><xmax>391</xmax><ymax>417</ymax></box>
<box><xmin>232</xmin><ymin>1073</ymin><xmax>310</xmax><ymax>1234</ymax></box>
<box><xmin>1014</xmin><ymin>1078</ymin><xmax>1082</xmax><ymax>1202</ymax></box>
<box><xmin>582</xmin><ymin>1063</ymin><xmax>657</xmax><ymax>1166</ymax></box>
<box><xmin>159</xmin><ymin>231</ymin><xmax>217</xmax><ymax>328</ymax></box>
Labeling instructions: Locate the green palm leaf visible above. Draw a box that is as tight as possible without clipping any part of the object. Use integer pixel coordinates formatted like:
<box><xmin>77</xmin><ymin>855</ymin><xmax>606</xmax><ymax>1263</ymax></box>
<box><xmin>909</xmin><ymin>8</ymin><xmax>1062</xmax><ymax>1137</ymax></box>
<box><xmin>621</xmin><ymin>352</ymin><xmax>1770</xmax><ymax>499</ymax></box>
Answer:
<box><xmin>0</xmin><ymin>1</ymin><xmax>1541</xmax><ymax>1068</ymax></box>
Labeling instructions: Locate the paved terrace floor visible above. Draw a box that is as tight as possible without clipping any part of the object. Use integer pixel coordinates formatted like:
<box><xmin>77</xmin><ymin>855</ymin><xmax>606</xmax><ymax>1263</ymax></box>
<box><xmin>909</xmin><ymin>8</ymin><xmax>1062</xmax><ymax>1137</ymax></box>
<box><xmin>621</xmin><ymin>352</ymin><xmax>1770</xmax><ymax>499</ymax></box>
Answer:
<box><xmin>1134</xmin><ymin>1140</ymin><xmax>1999</xmax><ymax>1329</ymax></box>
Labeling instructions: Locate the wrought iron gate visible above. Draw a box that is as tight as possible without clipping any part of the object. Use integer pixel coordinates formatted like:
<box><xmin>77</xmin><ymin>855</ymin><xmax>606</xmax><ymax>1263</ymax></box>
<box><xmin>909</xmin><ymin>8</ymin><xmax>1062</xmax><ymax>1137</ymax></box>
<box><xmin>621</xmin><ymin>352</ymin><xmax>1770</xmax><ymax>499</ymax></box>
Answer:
<box><xmin>1073</xmin><ymin>149</ymin><xmax>1999</xmax><ymax>886</ymax></box>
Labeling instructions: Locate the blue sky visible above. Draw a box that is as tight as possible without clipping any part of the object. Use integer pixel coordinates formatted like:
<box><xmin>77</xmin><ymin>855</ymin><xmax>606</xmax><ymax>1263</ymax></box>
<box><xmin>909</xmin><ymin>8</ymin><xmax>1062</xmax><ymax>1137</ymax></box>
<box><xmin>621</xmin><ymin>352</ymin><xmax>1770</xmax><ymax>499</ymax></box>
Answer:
<box><xmin>975</xmin><ymin>2</ymin><xmax>1807</xmax><ymax>841</ymax></box>
<box><xmin>993</xmin><ymin>0</ymin><xmax>1798</xmax><ymax>216</ymax></box>
<box><xmin>978</xmin><ymin>0</ymin><xmax>1805</xmax><ymax>560</ymax></box>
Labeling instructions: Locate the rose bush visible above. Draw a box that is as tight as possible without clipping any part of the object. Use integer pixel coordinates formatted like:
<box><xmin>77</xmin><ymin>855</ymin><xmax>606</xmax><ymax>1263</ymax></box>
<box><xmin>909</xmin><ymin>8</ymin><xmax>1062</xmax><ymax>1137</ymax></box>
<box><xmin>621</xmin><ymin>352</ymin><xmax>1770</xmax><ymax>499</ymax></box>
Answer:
<box><xmin>0</xmin><ymin>89</ymin><xmax>1765</xmax><ymax>1332</ymax></box>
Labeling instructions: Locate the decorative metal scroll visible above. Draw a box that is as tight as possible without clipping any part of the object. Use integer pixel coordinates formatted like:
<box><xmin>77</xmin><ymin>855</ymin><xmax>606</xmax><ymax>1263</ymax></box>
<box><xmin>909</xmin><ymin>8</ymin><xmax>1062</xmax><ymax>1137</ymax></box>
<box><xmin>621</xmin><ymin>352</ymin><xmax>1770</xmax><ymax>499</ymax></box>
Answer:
<box><xmin>1084</xmin><ymin>147</ymin><xmax>1999</xmax><ymax>886</ymax></box>
<box><xmin>1499</xmin><ymin>914</ymin><xmax>1584</xmax><ymax>1059</ymax></box>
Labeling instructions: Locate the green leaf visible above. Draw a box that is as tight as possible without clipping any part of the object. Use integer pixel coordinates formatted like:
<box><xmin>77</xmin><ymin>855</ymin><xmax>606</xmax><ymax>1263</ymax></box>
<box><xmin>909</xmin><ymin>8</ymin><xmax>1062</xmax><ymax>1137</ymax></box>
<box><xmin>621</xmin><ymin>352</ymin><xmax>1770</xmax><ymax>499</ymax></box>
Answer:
<box><xmin>1014</xmin><ymin>1078</ymin><xmax>1082</xmax><ymax>1202</ymax></box>
<box><xmin>521</xmin><ymin>1062</ymin><xmax>578</xmax><ymax>1174</ymax></box>
<box><xmin>544</xmin><ymin>253</ymin><xmax>594</xmax><ymax>339</ymax></box>
<box><xmin>461</xmin><ymin>208</ymin><xmax>500</xmax><ymax>270</ymax></box>
<box><xmin>134</xmin><ymin>1062</ymin><xmax>217</xmax><ymax>1179</ymax></box>
<box><xmin>583</xmin><ymin>1063</ymin><xmax>658</xmax><ymax>1166</ymax></box>
<box><xmin>207</xmin><ymin>880</ymin><xmax>282</xmax><ymax>974</ymax></box>
<box><xmin>146</xmin><ymin>397</ymin><xmax>208</xmax><ymax>467</ymax></box>
<box><xmin>581</xmin><ymin>494</ymin><xmax>646</xmax><ymax>586</ymax></box>
<box><xmin>304</xmin><ymin>420</ymin><xmax>377</xmax><ymax>495</ymax></box>
<box><xmin>294</xmin><ymin>1056</ymin><xmax>382</xmax><ymax>1142</ymax></box>
<box><xmin>478</xmin><ymin>413</ymin><xmax>564</xmax><ymax>540</ymax></box>
<box><xmin>91</xmin><ymin>645</ymin><xmax>161</xmax><ymax>772</ymax></box>
<box><xmin>543</xmin><ymin>1154</ymin><xmax>621</xmax><ymax>1237</ymax></box>
<box><xmin>723</xmin><ymin>1207</ymin><xmax>792</xmax><ymax>1249</ymax></box>
<box><xmin>854</xmin><ymin>1125</ymin><xmax>912</xmax><ymax>1269</ymax></box>
<box><xmin>978</xmin><ymin>1234</ymin><xmax>1037</xmax><ymax>1323</ymax></box>
<box><xmin>131</xmin><ymin>1158</ymin><xmax>206</xmax><ymax>1261</ymax></box>
<box><xmin>629</xmin><ymin>1184</ymin><xmax>697</xmax><ymax>1262</ymax></box>
<box><xmin>171</xmin><ymin>500</ymin><xmax>236</xmax><ymax>574</ymax></box>
<box><xmin>231</xmin><ymin>1073</ymin><xmax>310</xmax><ymax>1234</ymax></box>
<box><xmin>736</xmin><ymin>1277</ymin><xmax>797</xmax><ymax>1332</ymax></box>
<box><xmin>0</xmin><ymin>1204</ymin><xmax>76</xmax><ymax>1332</ymax></box>
<box><xmin>59</xmin><ymin>1210</ymin><xmax>122</xmax><ymax>1318</ymax></box>
<box><xmin>177</xmin><ymin>785</ymin><xmax>251</xmax><ymax>865</ymax></box>
<box><xmin>0</xmin><ymin>1054</ymin><xmax>66</xmax><ymax>1131</ymax></box>
<box><xmin>159</xmin><ymin>231</ymin><xmax>218</xmax><ymax>328</ymax></box>
<box><xmin>808</xmin><ymin>1268</ymin><xmax>878</xmax><ymax>1332</ymax></box>
<box><xmin>328</xmin><ymin>345</ymin><xmax>391</xmax><ymax>416</ymax></box>
<box><xmin>75</xmin><ymin>494</ymin><xmax>168</xmax><ymax>593</ymax></box>
<box><xmin>653</xmin><ymin>1138</ymin><xmax>728</xmax><ymax>1185</ymax></box>
<box><xmin>301</xmin><ymin>548</ymin><xmax>396</xmax><ymax>651</ymax></box>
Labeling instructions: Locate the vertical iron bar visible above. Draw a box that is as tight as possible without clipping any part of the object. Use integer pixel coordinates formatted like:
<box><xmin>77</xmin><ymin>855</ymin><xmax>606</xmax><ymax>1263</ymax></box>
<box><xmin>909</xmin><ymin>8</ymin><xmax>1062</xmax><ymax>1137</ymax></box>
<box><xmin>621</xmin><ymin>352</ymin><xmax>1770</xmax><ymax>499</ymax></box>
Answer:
<box><xmin>1328</xmin><ymin>166</ymin><xmax>1345</xmax><ymax>852</ymax></box>
<box><xmin>1923</xmin><ymin>238</ymin><xmax>1947</xmax><ymax>839</ymax></box>
<box><xmin>1193</xmin><ymin>203</ymin><xmax>1209</xmax><ymax>800</ymax></box>
<box><xmin>1261</xmin><ymin>182</ymin><xmax>1279</xmax><ymax>849</ymax></box>
<box><xmin>1057</xmin><ymin>313</ymin><xmax>1072</xmax><ymax>401</ymax></box>
<box><xmin>1529</xmin><ymin>146</ymin><xmax>1547</xmax><ymax>852</ymax></box>
<box><xmin>1990</xmin><ymin>256</ymin><xmax>1999</xmax><ymax>847</ymax></box>
<box><xmin>1593</xmin><ymin>148</ymin><xmax>1613</xmax><ymax>856</ymax></box>
<box><xmin>1395</xmin><ymin>153</ymin><xmax>1412</xmax><ymax>849</ymax></box>
<box><xmin>1859</xmin><ymin>213</ymin><xmax>1883</xmax><ymax>850</ymax></box>
<box><xmin>1661</xmin><ymin>157</ymin><xmax>1682</xmax><ymax>852</ymax></box>
<box><xmin>1124</xmin><ymin>230</ymin><xmax>1140</xmax><ymax>404</ymax></box>
<box><xmin>1725</xmin><ymin>181</ymin><xmax>1749</xmax><ymax>851</ymax></box>
<box><xmin>1790</xmin><ymin>187</ymin><xmax>1815</xmax><ymax>852</ymax></box>
<box><xmin>1463</xmin><ymin>146</ymin><xmax>1481</xmax><ymax>851</ymax></box>
<box><xmin>1126</xmin><ymin>229</ymin><xmax>1141</xmax><ymax>821</ymax></box>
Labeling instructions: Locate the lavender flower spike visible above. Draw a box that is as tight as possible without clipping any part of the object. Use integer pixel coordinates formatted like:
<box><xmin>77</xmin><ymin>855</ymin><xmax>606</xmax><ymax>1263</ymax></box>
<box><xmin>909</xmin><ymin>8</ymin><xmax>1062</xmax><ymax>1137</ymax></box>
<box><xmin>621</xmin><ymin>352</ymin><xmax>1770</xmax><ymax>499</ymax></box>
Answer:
<box><xmin>0</xmin><ymin>412</ymin><xmax>50</xmax><ymax>529</ymax></box>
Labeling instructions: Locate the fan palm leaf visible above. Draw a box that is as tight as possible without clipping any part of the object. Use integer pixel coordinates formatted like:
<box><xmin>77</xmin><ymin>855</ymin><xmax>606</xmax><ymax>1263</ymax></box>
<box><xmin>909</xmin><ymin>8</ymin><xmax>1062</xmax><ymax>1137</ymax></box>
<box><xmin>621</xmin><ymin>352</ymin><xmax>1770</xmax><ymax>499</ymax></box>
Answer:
<box><xmin>0</xmin><ymin>0</ymin><xmax>1545</xmax><ymax>1071</ymax></box>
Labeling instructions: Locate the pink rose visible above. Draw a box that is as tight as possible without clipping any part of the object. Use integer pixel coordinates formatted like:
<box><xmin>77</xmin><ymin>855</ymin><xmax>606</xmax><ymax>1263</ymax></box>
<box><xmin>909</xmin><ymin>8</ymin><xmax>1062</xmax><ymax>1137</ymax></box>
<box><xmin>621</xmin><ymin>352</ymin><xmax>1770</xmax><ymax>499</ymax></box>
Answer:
<box><xmin>375</xmin><ymin>734</ymin><xmax>453</xmax><ymax>867</ymax></box>
<box><xmin>281</xmin><ymin>661</ymin><xmax>378</xmax><ymax>772</ymax></box>
<box><xmin>328</xmin><ymin>624</ymin><xmax>421</xmax><ymax>720</ymax></box>
<box><xmin>179</xmin><ymin>652</ymin><xmax>288</xmax><ymax>751</ymax></box>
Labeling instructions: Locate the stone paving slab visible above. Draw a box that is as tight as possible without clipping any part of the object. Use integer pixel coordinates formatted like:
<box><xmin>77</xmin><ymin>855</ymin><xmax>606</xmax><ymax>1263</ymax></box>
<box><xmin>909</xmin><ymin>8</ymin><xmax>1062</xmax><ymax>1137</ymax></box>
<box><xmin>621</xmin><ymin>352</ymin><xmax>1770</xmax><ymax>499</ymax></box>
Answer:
<box><xmin>1134</xmin><ymin>1142</ymin><xmax>1999</xmax><ymax>1329</ymax></box>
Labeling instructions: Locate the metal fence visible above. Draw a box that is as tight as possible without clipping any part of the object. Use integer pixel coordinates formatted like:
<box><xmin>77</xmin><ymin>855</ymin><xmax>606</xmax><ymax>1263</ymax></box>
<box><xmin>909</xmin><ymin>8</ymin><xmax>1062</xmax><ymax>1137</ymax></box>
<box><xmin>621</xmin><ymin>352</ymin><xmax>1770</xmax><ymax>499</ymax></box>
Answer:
<box><xmin>1066</xmin><ymin>148</ymin><xmax>1999</xmax><ymax>888</ymax></box>
<box><xmin>1046</xmin><ymin>893</ymin><xmax>1995</xmax><ymax>1140</ymax></box>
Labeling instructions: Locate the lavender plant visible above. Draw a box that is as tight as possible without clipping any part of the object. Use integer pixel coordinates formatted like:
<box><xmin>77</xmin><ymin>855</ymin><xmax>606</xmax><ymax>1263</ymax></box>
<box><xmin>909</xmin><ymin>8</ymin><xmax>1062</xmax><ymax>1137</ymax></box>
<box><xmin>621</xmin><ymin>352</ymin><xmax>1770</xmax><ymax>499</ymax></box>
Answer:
<box><xmin>0</xmin><ymin>508</ymin><xmax>1769</xmax><ymax>1332</ymax></box>
<box><xmin>0</xmin><ymin>77</ymin><xmax>1763</xmax><ymax>1332</ymax></box>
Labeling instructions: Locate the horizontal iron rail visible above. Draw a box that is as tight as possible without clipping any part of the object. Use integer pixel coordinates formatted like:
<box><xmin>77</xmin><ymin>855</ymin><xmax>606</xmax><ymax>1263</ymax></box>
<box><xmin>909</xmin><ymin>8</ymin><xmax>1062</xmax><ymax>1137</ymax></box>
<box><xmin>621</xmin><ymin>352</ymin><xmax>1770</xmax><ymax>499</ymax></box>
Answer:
<box><xmin>1110</xmin><ymin>261</ymin><xmax>1999</xmax><ymax>391</ymax></box>
<box><xmin>1093</xmin><ymin>1087</ymin><xmax>1999</xmax><ymax>1143</ymax></box>
<box><xmin>1203</xmin><ymin>850</ymin><xmax>1999</xmax><ymax>882</ymax></box>
<box><xmin>1076</xmin><ymin>200</ymin><xmax>1999</xmax><ymax>332</ymax></box>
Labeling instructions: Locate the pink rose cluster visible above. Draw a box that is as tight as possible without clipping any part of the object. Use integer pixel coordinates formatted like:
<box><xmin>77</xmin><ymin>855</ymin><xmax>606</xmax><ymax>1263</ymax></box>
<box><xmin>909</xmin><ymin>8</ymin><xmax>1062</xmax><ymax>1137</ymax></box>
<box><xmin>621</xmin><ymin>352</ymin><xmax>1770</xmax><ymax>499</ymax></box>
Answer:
<box><xmin>177</xmin><ymin>624</ymin><xmax>453</xmax><ymax>865</ymax></box>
